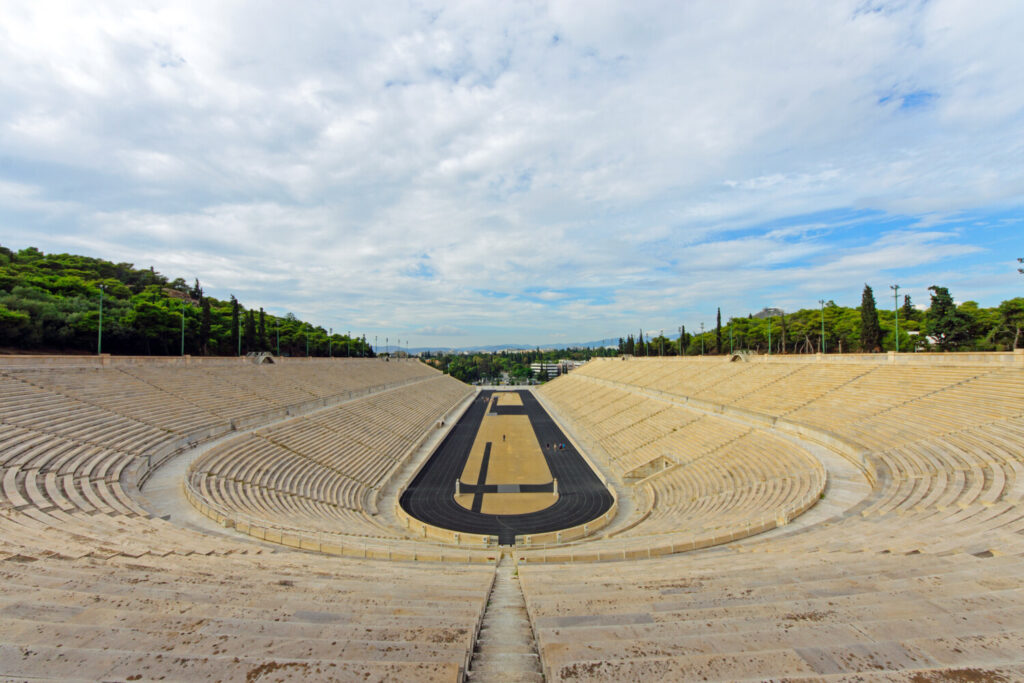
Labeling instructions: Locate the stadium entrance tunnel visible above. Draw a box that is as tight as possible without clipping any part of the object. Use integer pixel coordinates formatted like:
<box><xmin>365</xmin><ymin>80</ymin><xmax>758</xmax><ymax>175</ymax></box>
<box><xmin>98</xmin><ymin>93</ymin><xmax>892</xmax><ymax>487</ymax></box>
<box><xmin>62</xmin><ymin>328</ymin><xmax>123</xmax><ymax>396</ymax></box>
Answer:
<box><xmin>398</xmin><ymin>390</ymin><xmax>615</xmax><ymax>545</ymax></box>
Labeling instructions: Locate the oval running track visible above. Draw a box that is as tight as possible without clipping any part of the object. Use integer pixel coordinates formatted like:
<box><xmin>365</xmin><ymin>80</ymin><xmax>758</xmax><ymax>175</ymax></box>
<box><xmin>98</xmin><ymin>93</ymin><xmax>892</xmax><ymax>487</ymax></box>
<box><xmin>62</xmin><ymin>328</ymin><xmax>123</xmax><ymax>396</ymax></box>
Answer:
<box><xmin>400</xmin><ymin>389</ymin><xmax>614</xmax><ymax>545</ymax></box>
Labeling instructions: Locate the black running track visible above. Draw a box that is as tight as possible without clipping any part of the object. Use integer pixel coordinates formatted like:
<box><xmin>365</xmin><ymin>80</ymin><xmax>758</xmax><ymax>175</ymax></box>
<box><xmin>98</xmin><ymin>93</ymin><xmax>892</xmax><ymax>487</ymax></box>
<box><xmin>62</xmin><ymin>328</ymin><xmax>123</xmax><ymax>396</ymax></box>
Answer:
<box><xmin>400</xmin><ymin>390</ymin><xmax>614</xmax><ymax>545</ymax></box>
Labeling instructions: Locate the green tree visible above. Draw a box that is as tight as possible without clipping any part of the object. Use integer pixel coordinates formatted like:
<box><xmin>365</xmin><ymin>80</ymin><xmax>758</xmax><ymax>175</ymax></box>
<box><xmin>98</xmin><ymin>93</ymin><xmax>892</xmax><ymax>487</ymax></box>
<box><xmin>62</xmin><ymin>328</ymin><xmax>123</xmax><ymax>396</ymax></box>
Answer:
<box><xmin>258</xmin><ymin>308</ymin><xmax>267</xmax><ymax>351</ymax></box>
<box><xmin>926</xmin><ymin>285</ymin><xmax>971</xmax><ymax>350</ymax></box>
<box><xmin>997</xmin><ymin>298</ymin><xmax>1024</xmax><ymax>349</ymax></box>
<box><xmin>860</xmin><ymin>284</ymin><xmax>882</xmax><ymax>352</ymax></box>
<box><xmin>230</xmin><ymin>296</ymin><xmax>240</xmax><ymax>355</ymax></box>
<box><xmin>779</xmin><ymin>312</ymin><xmax>787</xmax><ymax>354</ymax></box>
<box><xmin>244</xmin><ymin>309</ymin><xmax>256</xmax><ymax>352</ymax></box>
<box><xmin>901</xmin><ymin>294</ymin><xmax>916</xmax><ymax>323</ymax></box>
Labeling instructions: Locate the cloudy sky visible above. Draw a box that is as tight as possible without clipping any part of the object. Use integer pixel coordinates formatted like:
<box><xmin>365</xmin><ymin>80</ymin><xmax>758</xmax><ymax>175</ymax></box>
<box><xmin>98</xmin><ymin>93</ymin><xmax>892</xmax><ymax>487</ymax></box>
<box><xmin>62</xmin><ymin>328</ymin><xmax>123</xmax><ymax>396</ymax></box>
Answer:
<box><xmin>1</xmin><ymin>1</ymin><xmax>1022</xmax><ymax>348</ymax></box>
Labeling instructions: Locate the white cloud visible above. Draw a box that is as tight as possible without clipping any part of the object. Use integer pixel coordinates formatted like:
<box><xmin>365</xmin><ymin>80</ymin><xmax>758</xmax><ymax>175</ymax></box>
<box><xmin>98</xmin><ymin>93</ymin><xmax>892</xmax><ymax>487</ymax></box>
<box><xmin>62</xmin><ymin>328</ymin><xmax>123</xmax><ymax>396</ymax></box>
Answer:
<box><xmin>416</xmin><ymin>325</ymin><xmax>466</xmax><ymax>337</ymax></box>
<box><xmin>1</xmin><ymin>0</ymin><xmax>1022</xmax><ymax>345</ymax></box>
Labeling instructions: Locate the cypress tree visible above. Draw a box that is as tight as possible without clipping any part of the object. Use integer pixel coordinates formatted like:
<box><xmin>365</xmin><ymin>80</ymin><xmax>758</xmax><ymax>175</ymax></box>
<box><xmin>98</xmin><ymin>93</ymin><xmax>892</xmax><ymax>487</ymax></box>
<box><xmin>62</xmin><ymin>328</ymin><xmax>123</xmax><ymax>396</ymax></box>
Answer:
<box><xmin>679</xmin><ymin>325</ymin><xmax>687</xmax><ymax>356</ymax></box>
<box><xmin>258</xmin><ymin>308</ymin><xmax>267</xmax><ymax>351</ymax></box>
<box><xmin>716</xmin><ymin>309</ymin><xmax>722</xmax><ymax>354</ymax></box>
<box><xmin>860</xmin><ymin>284</ymin><xmax>882</xmax><ymax>352</ymax></box>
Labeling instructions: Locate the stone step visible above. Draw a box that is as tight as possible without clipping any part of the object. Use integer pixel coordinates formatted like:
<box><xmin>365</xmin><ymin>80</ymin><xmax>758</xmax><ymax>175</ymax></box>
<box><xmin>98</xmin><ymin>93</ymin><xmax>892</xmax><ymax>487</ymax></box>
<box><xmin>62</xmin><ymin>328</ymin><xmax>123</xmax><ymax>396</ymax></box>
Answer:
<box><xmin>469</xmin><ymin>557</ymin><xmax>543</xmax><ymax>680</ymax></box>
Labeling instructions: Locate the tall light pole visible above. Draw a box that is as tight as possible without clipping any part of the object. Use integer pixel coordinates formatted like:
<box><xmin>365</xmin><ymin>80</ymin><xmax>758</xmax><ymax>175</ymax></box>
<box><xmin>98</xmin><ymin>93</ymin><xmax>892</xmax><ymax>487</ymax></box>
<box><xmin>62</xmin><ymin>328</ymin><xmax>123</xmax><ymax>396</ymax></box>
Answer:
<box><xmin>700</xmin><ymin>322</ymin><xmax>704</xmax><ymax>356</ymax></box>
<box><xmin>818</xmin><ymin>299</ymin><xmax>826</xmax><ymax>354</ymax></box>
<box><xmin>275</xmin><ymin>318</ymin><xmax>280</xmax><ymax>356</ymax></box>
<box><xmin>729</xmin><ymin>323</ymin><xmax>733</xmax><ymax>354</ymax></box>
<box><xmin>768</xmin><ymin>317</ymin><xmax>772</xmax><ymax>356</ymax></box>
<box><xmin>329</xmin><ymin>327</ymin><xmax>333</xmax><ymax>358</ymax></box>
<box><xmin>305</xmin><ymin>325</ymin><xmax>309</xmax><ymax>358</ymax></box>
<box><xmin>348</xmin><ymin>330</ymin><xmax>351</xmax><ymax>358</ymax></box>
<box><xmin>890</xmin><ymin>284</ymin><xmax>900</xmax><ymax>352</ymax></box>
<box><xmin>97</xmin><ymin>284</ymin><xmax>105</xmax><ymax>355</ymax></box>
<box><xmin>375</xmin><ymin>335</ymin><xmax>378</xmax><ymax>357</ymax></box>
<box><xmin>659</xmin><ymin>329</ymin><xmax>664</xmax><ymax>356</ymax></box>
<box><xmin>678</xmin><ymin>325</ymin><xmax>684</xmax><ymax>357</ymax></box>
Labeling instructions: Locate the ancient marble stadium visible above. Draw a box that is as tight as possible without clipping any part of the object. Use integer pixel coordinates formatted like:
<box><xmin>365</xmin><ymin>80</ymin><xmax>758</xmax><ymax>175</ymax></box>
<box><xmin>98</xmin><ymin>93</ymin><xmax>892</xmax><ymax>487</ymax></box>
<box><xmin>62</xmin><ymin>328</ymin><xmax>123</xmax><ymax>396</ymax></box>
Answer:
<box><xmin>1</xmin><ymin>351</ymin><xmax>1023</xmax><ymax>681</ymax></box>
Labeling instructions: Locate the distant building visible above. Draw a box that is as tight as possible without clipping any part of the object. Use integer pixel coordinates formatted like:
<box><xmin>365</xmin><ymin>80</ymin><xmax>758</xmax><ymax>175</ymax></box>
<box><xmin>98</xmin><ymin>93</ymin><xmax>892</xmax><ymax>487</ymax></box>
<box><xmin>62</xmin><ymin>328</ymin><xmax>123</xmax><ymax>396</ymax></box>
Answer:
<box><xmin>530</xmin><ymin>362</ymin><xmax>561</xmax><ymax>379</ymax></box>
<box><xmin>559</xmin><ymin>359</ymin><xmax>586</xmax><ymax>373</ymax></box>
<box><xmin>530</xmin><ymin>359</ymin><xmax>586</xmax><ymax>380</ymax></box>
<box><xmin>752</xmin><ymin>307</ymin><xmax>785</xmax><ymax>319</ymax></box>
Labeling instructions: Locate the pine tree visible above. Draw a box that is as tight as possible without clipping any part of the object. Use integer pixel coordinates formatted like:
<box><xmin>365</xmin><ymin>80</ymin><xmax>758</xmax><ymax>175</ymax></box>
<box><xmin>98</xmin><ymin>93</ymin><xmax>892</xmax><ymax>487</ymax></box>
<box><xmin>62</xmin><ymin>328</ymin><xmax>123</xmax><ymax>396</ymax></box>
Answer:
<box><xmin>860</xmin><ymin>284</ymin><xmax>882</xmax><ymax>352</ymax></box>
<box><xmin>901</xmin><ymin>294</ymin><xmax>915</xmax><ymax>322</ymax></box>
<box><xmin>927</xmin><ymin>285</ymin><xmax>971</xmax><ymax>350</ymax></box>
<box><xmin>637</xmin><ymin>329</ymin><xmax>645</xmax><ymax>356</ymax></box>
<box><xmin>625</xmin><ymin>334</ymin><xmax>635</xmax><ymax>355</ymax></box>
<box><xmin>679</xmin><ymin>325</ymin><xmax>687</xmax><ymax>356</ymax></box>
<box><xmin>716</xmin><ymin>309</ymin><xmax>722</xmax><ymax>354</ymax></box>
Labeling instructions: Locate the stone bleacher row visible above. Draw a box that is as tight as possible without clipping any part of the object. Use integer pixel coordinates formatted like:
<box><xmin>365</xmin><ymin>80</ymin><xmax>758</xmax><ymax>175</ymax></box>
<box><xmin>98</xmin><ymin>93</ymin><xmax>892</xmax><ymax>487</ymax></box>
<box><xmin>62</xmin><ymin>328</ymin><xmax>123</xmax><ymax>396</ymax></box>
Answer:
<box><xmin>188</xmin><ymin>375</ymin><xmax>473</xmax><ymax>542</ymax></box>
<box><xmin>530</xmin><ymin>375</ymin><xmax>826</xmax><ymax>560</ymax></box>
<box><xmin>525</xmin><ymin>356</ymin><xmax>1024</xmax><ymax>679</ymax></box>
<box><xmin>0</xmin><ymin>358</ymin><xmax>491</xmax><ymax>680</ymax></box>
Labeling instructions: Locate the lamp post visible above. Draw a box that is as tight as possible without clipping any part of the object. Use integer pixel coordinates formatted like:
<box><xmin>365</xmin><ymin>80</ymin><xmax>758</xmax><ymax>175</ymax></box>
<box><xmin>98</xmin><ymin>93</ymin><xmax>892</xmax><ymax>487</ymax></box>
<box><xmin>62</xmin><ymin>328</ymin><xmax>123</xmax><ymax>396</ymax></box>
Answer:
<box><xmin>729</xmin><ymin>324</ymin><xmax>733</xmax><ymax>355</ymax></box>
<box><xmin>97</xmin><ymin>284</ymin><xmax>105</xmax><ymax>355</ymax></box>
<box><xmin>660</xmin><ymin>329</ymin><xmax>664</xmax><ymax>356</ymax></box>
<box><xmin>375</xmin><ymin>335</ymin><xmax>378</xmax><ymax>357</ymax></box>
<box><xmin>276</xmin><ymin>318</ymin><xmax>280</xmax><ymax>357</ymax></box>
<box><xmin>768</xmin><ymin>317</ymin><xmax>772</xmax><ymax>356</ymax></box>
<box><xmin>305</xmin><ymin>325</ymin><xmax>309</xmax><ymax>358</ymax></box>
<box><xmin>700</xmin><ymin>322</ymin><xmax>704</xmax><ymax>356</ymax></box>
<box><xmin>348</xmin><ymin>330</ymin><xmax>351</xmax><ymax>358</ymax></box>
<box><xmin>678</xmin><ymin>325</ymin><xmax>684</xmax><ymax>357</ymax></box>
<box><xmin>818</xmin><ymin>299</ymin><xmax>826</xmax><ymax>354</ymax></box>
<box><xmin>890</xmin><ymin>284</ymin><xmax>900</xmax><ymax>352</ymax></box>
<box><xmin>329</xmin><ymin>327</ymin><xmax>333</xmax><ymax>358</ymax></box>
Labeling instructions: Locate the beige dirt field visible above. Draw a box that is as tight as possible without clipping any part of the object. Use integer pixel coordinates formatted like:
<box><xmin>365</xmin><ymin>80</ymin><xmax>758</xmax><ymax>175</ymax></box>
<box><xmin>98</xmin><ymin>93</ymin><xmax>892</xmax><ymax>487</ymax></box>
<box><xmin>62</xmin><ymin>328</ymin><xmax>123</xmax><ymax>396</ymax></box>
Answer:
<box><xmin>455</xmin><ymin>400</ymin><xmax>555</xmax><ymax>514</ymax></box>
<box><xmin>479</xmin><ymin>492</ymin><xmax>558</xmax><ymax>515</ymax></box>
<box><xmin>493</xmin><ymin>391</ymin><xmax>523</xmax><ymax>406</ymax></box>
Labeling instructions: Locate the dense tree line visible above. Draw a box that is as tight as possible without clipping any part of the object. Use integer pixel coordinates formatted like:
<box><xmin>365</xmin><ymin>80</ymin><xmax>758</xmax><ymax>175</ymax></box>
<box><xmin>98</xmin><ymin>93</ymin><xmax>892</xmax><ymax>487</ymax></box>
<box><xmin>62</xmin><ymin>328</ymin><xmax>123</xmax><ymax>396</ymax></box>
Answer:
<box><xmin>620</xmin><ymin>285</ymin><xmax>1024</xmax><ymax>356</ymax></box>
<box><xmin>0</xmin><ymin>245</ymin><xmax>373</xmax><ymax>357</ymax></box>
<box><xmin>423</xmin><ymin>347</ymin><xmax>615</xmax><ymax>384</ymax></box>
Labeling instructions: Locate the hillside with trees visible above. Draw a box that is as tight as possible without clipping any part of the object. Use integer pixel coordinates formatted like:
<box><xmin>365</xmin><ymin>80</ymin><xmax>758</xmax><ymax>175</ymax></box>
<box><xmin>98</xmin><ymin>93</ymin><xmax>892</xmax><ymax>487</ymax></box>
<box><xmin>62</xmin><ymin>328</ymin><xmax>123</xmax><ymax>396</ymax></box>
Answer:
<box><xmin>620</xmin><ymin>286</ymin><xmax>1023</xmax><ymax>356</ymax></box>
<box><xmin>2</xmin><ymin>244</ymin><xmax>1020</xmax><ymax>359</ymax></box>
<box><xmin>0</xmin><ymin>244</ymin><xmax>372</xmax><ymax>357</ymax></box>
